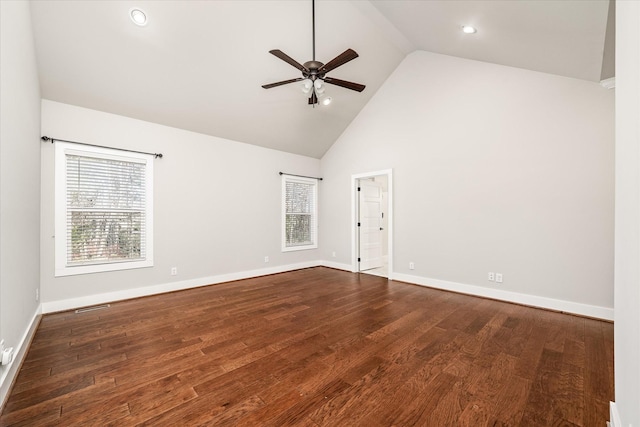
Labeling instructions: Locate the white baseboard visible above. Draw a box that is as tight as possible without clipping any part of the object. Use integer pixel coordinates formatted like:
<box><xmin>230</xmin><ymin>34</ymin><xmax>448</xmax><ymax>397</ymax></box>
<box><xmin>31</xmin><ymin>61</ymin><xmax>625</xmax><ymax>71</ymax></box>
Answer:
<box><xmin>1</xmin><ymin>306</ymin><xmax>41</xmax><ymax>411</ymax></box>
<box><xmin>319</xmin><ymin>260</ymin><xmax>354</xmax><ymax>272</ymax></box>
<box><xmin>41</xmin><ymin>261</ymin><xmax>323</xmax><ymax>314</ymax></box>
<box><xmin>609</xmin><ymin>402</ymin><xmax>621</xmax><ymax>427</ymax></box>
<box><xmin>393</xmin><ymin>272</ymin><xmax>614</xmax><ymax>321</ymax></box>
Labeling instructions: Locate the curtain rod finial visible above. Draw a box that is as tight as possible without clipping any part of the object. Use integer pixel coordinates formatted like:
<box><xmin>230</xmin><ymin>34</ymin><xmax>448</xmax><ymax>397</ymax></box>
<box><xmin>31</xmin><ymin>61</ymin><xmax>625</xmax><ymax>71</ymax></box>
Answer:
<box><xmin>41</xmin><ymin>136</ymin><xmax>51</xmax><ymax>142</ymax></box>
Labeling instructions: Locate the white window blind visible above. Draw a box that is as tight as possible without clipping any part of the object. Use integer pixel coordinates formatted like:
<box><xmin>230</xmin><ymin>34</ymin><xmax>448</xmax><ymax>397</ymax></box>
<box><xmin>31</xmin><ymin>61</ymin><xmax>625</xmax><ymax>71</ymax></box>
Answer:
<box><xmin>282</xmin><ymin>175</ymin><xmax>317</xmax><ymax>251</ymax></box>
<box><xmin>55</xmin><ymin>142</ymin><xmax>154</xmax><ymax>276</ymax></box>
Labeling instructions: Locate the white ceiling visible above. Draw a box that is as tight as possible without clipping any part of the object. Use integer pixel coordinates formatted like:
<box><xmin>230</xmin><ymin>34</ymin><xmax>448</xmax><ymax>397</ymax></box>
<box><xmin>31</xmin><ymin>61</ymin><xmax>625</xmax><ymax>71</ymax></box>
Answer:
<box><xmin>29</xmin><ymin>0</ymin><xmax>612</xmax><ymax>159</ymax></box>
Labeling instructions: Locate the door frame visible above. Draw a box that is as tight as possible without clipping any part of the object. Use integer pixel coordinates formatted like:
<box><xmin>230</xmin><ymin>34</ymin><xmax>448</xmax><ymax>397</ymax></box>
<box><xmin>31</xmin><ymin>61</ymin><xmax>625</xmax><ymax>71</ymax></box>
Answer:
<box><xmin>351</xmin><ymin>169</ymin><xmax>393</xmax><ymax>279</ymax></box>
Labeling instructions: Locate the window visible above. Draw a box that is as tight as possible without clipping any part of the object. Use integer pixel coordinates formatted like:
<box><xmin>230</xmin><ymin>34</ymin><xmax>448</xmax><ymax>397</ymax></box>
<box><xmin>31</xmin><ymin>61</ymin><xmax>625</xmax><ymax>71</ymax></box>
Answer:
<box><xmin>55</xmin><ymin>142</ymin><xmax>153</xmax><ymax>276</ymax></box>
<box><xmin>282</xmin><ymin>175</ymin><xmax>318</xmax><ymax>251</ymax></box>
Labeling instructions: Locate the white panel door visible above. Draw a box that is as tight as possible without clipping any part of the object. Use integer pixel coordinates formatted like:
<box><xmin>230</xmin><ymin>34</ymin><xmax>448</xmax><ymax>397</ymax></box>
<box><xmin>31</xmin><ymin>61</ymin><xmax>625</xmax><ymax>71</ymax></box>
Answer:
<box><xmin>359</xmin><ymin>180</ymin><xmax>383</xmax><ymax>271</ymax></box>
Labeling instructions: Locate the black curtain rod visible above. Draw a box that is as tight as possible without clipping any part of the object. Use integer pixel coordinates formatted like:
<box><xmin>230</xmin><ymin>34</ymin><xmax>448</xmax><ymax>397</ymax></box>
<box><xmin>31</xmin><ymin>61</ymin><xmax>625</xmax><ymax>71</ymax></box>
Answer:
<box><xmin>279</xmin><ymin>171</ymin><xmax>323</xmax><ymax>181</ymax></box>
<box><xmin>41</xmin><ymin>136</ymin><xmax>163</xmax><ymax>159</ymax></box>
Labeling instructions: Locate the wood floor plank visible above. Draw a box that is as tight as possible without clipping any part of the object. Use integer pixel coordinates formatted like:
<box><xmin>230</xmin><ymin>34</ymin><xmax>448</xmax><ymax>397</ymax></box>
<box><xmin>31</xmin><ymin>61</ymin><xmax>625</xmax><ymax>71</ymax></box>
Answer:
<box><xmin>0</xmin><ymin>267</ymin><xmax>613</xmax><ymax>426</ymax></box>
<box><xmin>270</xmin><ymin>378</ymin><xmax>352</xmax><ymax>426</ymax></box>
<box><xmin>257</xmin><ymin>353</ymin><xmax>330</xmax><ymax>405</ymax></box>
<box><xmin>584</xmin><ymin>319</ymin><xmax>614</xmax><ymax>402</ymax></box>
<box><xmin>4</xmin><ymin>373</ymin><xmax>95</xmax><ymax>414</ymax></box>
<box><xmin>60</xmin><ymin>402</ymin><xmax>131</xmax><ymax>426</ymax></box>
<box><xmin>12</xmin><ymin>352</ymin><xmax>127</xmax><ymax>394</ymax></box>
<box><xmin>486</xmin><ymin>374</ymin><xmax>531</xmax><ymax>426</ymax></box>
<box><xmin>0</xmin><ymin>406</ymin><xmax>62</xmax><ymax>427</ymax></box>
<box><xmin>233</xmin><ymin>389</ymin><xmax>304</xmax><ymax>426</ymax></box>
<box><xmin>552</xmin><ymin>362</ymin><xmax>585</xmax><ymax>426</ymax></box>
<box><xmin>388</xmin><ymin>371</ymin><xmax>460</xmax><ymax>426</ymax></box>
<box><xmin>0</xmin><ymin>377</ymin><xmax>117</xmax><ymax>426</ymax></box>
<box><xmin>520</xmin><ymin>348</ymin><xmax>564</xmax><ymax>426</ymax></box>
<box><xmin>306</xmin><ymin>360</ymin><xmax>399</xmax><ymax>424</ymax></box>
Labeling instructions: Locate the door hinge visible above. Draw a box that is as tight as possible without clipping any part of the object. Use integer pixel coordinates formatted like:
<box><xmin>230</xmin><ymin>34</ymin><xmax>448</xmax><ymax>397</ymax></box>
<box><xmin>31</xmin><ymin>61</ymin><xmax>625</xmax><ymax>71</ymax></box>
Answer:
<box><xmin>357</xmin><ymin>187</ymin><xmax>361</xmax><ymax>191</ymax></box>
<box><xmin>358</xmin><ymin>257</ymin><xmax>361</xmax><ymax>262</ymax></box>
<box><xmin>357</xmin><ymin>222</ymin><xmax>361</xmax><ymax>227</ymax></box>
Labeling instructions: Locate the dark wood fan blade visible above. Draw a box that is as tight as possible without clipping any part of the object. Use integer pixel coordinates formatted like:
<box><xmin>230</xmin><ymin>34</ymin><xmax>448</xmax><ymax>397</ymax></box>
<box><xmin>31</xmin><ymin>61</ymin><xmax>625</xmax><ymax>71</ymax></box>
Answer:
<box><xmin>269</xmin><ymin>50</ymin><xmax>307</xmax><ymax>73</ymax></box>
<box><xmin>324</xmin><ymin>77</ymin><xmax>366</xmax><ymax>92</ymax></box>
<box><xmin>320</xmin><ymin>49</ymin><xmax>359</xmax><ymax>74</ymax></box>
<box><xmin>262</xmin><ymin>77</ymin><xmax>304</xmax><ymax>89</ymax></box>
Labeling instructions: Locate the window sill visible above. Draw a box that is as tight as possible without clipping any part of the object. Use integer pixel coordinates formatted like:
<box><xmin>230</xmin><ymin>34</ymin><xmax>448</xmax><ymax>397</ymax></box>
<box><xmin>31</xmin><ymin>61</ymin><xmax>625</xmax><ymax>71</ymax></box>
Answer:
<box><xmin>55</xmin><ymin>259</ymin><xmax>153</xmax><ymax>277</ymax></box>
<box><xmin>282</xmin><ymin>244</ymin><xmax>318</xmax><ymax>252</ymax></box>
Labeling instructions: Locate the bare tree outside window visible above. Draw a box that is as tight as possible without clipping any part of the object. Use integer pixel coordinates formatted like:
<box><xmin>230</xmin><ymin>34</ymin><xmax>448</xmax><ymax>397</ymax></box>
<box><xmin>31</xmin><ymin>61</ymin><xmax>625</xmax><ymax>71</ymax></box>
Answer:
<box><xmin>283</xmin><ymin>176</ymin><xmax>317</xmax><ymax>251</ymax></box>
<box><xmin>66</xmin><ymin>155</ymin><xmax>146</xmax><ymax>265</ymax></box>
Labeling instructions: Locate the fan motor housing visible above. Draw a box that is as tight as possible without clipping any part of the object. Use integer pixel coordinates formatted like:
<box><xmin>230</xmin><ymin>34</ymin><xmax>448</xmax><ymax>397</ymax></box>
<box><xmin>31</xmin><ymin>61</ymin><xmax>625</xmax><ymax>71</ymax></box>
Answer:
<box><xmin>304</xmin><ymin>60</ymin><xmax>324</xmax><ymax>74</ymax></box>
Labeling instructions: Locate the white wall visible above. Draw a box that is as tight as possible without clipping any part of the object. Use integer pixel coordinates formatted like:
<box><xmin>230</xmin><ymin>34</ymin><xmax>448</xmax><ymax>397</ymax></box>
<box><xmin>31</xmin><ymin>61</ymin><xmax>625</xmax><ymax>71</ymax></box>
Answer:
<box><xmin>40</xmin><ymin>100</ymin><xmax>321</xmax><ymax>309</ymax></box>
<box><xmin>0</xmin><ymin>0</ymin><xmax>42</xmax><ymax>406</ymax></box>
<box><xmin>320</xmin><ymin>50</ymin><xmax>615</xmax><ymax>319</ymax></box>
<box><xmin>613</xmin><ymin>1</ymin><xmax>640</xmax><ymax>425</ymax></box>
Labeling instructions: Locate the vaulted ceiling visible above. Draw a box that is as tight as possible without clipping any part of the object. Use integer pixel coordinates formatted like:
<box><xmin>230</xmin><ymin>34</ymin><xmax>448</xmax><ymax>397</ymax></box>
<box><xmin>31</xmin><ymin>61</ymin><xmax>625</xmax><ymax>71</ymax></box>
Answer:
<box><xmin>29</xmin><ymin>0</ymin><xmax>613</xmax><ymax>158</ymax></box>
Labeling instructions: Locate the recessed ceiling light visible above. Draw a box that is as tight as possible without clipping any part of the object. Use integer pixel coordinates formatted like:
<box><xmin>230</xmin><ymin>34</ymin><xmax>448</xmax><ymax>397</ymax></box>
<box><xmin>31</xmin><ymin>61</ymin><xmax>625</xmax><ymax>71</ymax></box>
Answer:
<box><xmin>130</xmin><ymin>8</ymin><xmax>147</xmax><ymax>26</ymax></box>
<box><xmin>322</xmin><ymin>97</ymin><xmax>332</xmax><ymax>106</ymax></box>
<box><xmin>462</xmin><ymin>25</ymin><xmax>477</xmax><ymax>34</ymax></box>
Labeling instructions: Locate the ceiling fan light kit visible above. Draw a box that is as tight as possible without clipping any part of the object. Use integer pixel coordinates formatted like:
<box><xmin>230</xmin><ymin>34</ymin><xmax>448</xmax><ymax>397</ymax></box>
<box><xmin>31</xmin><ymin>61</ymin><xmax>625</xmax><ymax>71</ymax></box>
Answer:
<box><xmin>301</xmin><ymin>79</ymin><xmax>313</xmax><ymax>94</ymax></box>
<box><xmin>262</xmin><ymin>0</ymin><xmax>365</xmax><ymax>106</ymax></box>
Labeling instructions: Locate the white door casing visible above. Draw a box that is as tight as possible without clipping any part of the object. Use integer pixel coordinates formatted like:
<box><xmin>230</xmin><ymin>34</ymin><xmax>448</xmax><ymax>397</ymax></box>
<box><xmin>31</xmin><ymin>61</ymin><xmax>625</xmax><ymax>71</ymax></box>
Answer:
<box><xmin>351</xmin><ymin>169</ymin><xmax>393</xmax><ymax>279</ymax></box>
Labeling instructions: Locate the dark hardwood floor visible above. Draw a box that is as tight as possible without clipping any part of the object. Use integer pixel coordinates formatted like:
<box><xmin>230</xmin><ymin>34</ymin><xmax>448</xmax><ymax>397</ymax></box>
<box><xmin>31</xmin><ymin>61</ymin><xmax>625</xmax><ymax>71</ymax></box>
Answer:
<box><xmin>1</xmin><ymin>267</ymin><xmax>613</xmax><ymax>426</ymax></box>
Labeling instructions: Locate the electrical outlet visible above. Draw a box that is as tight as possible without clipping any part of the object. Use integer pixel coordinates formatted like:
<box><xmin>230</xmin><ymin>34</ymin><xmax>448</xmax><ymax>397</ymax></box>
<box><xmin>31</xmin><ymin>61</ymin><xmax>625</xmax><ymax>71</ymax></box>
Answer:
<box><xmin>332</xmin><ymin>251</ymin><xmax>336</xmax><ymax>258</ymax></box>
<box><xmin>1</xmin><ymin>346</ymin><xmax>14</xmax><ymax>366</ymax></box>
<box><xmin>0</xmin><ymin>339</ymin><xmax>12</xmax><ymax>366</ymax></box>
<box><xmin>496</xmin><ymin>273</ymin><xmax>503</xmax><ymax>283</ymax></box>
<box><xmin>488</xmin><ymin>272</ymin><xmax>495</xmax><ymax>281</ymax></box>
<box><xmin>0</xmin><ymin>340</ymin><xmax>6</xmax><ymax>365</ymax></box>
<box><xmin>264</xmin><ymin>256</ymin><xmax>269</xmax><ymax>263</ymax></box>
<box><xmin>409</xmin><ymin>262</ymin><xmax>415</xmax><ymax>270</ymax></box>
<box><xmin>171</xmin><ymin>267</ymin><xmax>177</xmax><ymax>276</ymax></box>
<box><xmin>35</xmin><ymin>288</ymin><xmax>39</xmax><ymax>301</ymax></box>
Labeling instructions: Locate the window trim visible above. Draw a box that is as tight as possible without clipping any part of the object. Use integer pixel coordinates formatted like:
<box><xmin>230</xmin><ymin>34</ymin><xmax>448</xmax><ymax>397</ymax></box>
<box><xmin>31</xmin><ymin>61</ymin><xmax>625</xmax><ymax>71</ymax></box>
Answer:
<box><xmin>281</xmin><ymin>174</ymin><xmax>318</xmax><ymax>252</ymax></box>
<box><xmin>54</xmin><ymin>142</ymin><xmax>154</xmax><ymax>277</ymax></box>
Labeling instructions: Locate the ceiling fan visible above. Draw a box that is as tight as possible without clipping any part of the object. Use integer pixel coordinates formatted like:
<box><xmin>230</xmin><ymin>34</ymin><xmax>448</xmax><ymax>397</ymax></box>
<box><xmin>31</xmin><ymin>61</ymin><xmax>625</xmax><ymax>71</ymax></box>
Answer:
<box><xmin>262</xmin><ymin>0</ymin><xmax>366</xmax><ymax>105</ymax></box>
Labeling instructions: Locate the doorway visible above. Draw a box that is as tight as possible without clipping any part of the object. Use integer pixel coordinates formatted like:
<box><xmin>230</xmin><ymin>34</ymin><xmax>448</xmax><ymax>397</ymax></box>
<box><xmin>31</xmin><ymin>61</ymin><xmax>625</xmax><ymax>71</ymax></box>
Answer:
<box><xmin>352</xmin><ymin>170</ymin><xmax>392</xmax><ymax>279</ymax></box>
